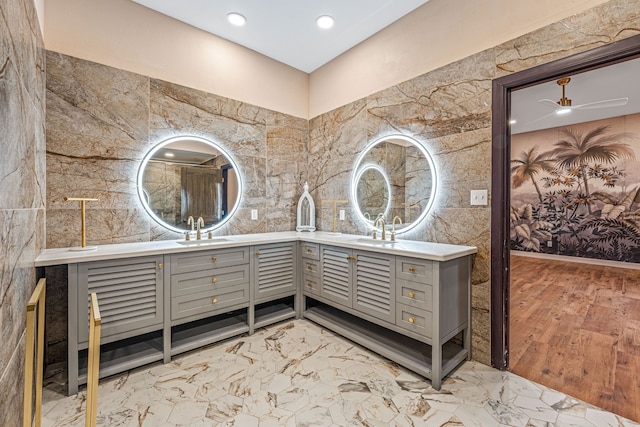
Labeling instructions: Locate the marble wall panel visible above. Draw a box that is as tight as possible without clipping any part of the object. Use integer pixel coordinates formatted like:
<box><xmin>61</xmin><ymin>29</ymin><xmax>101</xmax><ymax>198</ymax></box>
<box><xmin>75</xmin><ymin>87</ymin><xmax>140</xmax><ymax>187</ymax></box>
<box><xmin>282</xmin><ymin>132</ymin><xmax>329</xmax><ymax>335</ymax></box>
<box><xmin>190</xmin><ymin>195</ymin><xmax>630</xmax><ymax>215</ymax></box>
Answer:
<box><xmin>46</xmin><ymin>55</ymin><xmax>307</xmax><ymax>248</ymax></box>
<box><xmin>0</xmin><ymin>0</ymin><xmax>45</xmax><ymax>424</ymax></box>
<box><xmin>495</xmin><ymin>0</ymin><xmax>640</xmax><ymax>77</ymax></box>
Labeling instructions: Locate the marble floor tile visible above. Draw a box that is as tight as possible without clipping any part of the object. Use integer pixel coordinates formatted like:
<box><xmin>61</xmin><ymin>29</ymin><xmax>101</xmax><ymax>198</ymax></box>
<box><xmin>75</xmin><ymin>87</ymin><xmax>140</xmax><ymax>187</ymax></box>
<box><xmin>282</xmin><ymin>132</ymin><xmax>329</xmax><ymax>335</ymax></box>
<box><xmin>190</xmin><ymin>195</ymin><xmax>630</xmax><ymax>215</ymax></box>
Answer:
<box><xmin>42</xmin><ymin>319</ymin><xmax>640</xmax><ymax>427</ymax></box>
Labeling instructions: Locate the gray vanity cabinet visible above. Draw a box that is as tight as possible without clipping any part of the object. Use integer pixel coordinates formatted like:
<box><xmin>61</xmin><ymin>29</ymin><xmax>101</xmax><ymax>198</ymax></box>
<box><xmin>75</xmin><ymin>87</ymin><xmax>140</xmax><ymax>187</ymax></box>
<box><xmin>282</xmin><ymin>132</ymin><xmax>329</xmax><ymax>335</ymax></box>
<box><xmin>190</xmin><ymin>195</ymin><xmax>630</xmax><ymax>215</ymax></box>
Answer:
<box><xmin>68</xmin><ymin>255</ymin><xmax>165</xmax><ymax>394</ymax></box>
<box><xmin>75</xmin><ymin>256</ymin><xmax>164</xmax><ymax>343</ymax></box>
<box><xmin>301</xmin><ymin>242</ymin><xmax>320</xmax><ymax>296</ymax></box>
<box><xmin>318</xmin><ymin>246</ymin><xmax>395</xmax><ymax>323</ymax></box>
<box><xmin>320</xmin><ymin>245</ymin><xmax>353</xmax><ymax>307</ymax></box>
<box><xmin>353</xmin><ymin>251</ymin><xmax>395</xmax><ymax>323</ymax></box>
<box><xmin>253</xmin><ymin>242</ymin><xmax>297</xmax><ymax>302</ymax></box>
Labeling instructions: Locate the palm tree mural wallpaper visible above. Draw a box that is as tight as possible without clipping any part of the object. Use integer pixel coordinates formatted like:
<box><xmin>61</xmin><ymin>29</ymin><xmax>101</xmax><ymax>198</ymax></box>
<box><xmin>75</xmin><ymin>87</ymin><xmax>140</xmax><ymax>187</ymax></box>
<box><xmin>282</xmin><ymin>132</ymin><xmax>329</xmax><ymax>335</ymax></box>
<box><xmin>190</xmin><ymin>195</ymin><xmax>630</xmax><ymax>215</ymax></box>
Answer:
<box><xmin>511</xmin><ymin>114</ymin><xmax>640</xmax><ymax>262</ymax></box>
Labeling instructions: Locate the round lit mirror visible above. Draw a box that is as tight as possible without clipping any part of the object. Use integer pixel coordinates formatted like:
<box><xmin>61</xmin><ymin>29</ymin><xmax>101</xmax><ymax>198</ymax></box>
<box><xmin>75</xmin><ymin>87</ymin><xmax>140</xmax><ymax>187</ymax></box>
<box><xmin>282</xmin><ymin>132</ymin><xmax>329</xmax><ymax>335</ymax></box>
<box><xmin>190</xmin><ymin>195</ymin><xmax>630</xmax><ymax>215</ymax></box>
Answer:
<box><xmin>351</xmin><ymin>134</ymin><xmax>437</xmax><ymax>234</ymax></box>
<box><xmin>137</xmin><ymin>136</ymin><xmax>242</xmax><ymax>234</ymax></box>
<box><xmin>355</xmin><ymin>165</ymin><xmax>391</xmax><ymax>222</ymax></box>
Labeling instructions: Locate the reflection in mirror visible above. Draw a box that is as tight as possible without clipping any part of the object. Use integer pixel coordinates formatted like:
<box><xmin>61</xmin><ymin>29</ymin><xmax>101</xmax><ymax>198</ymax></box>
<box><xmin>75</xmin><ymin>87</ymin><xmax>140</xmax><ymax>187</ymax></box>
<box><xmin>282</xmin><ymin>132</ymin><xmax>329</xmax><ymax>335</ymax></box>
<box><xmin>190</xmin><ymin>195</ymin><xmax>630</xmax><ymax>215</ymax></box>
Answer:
<box><xmin>355</xmin><ymin>165</ymin><xmax>391</xmax><ymax>221</ymax></box>
<box><xmin>351</xmin><ymin>134</ymin><xmax>436</xmax><ymax>234</ymax></box>
<box><xmin>137</xmin><ymin>136</ymin><xmax>242</xmax><ymax>233</ymax></box>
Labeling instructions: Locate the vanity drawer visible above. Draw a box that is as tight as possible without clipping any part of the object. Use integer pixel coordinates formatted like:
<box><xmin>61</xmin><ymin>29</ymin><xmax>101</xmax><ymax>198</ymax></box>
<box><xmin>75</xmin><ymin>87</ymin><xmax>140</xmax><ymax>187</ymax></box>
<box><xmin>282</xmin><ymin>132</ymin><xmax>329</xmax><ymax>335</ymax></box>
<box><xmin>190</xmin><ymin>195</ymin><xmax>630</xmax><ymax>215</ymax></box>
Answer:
<box><xmin>396</xmin><ymin>257</ymin><xmax>433</xmax><ymax>284</ymax></box>
<box><xmin>302</xmin><ymin>274</ymin><xmax>320</xmax><ymax>296</ymax></box>
<box><xmin>170</xmin><ymin>246</ymin><xmax>250</xmax><ymax>274</ymax></box>
<box><xmin>301</xmin><ymin>242</ymin><xmax>320</xmax><ymax>260</ymax></box>
<box><xmin>396</xmin><ymin>279</ymin><xmax>432</xmax><ymax>311</ymax></box>
<box><xmin>171</xmin><ymin>264</ymin><xmax>250</xmax><ymax>297</ymax></box>
<box><xmin>171</xmin><ymin>284</ymin><xmax>249</xmax><ymax>321</ymax></box>
<box><xmin>301</xmin><ymin>258</ymin><xmax>320</xmax><ymax>277</ymax></box>
<box><xmin>395</xmin><ymin>303</ymin><xmax>432</xmax><ymax>338</ymax></box>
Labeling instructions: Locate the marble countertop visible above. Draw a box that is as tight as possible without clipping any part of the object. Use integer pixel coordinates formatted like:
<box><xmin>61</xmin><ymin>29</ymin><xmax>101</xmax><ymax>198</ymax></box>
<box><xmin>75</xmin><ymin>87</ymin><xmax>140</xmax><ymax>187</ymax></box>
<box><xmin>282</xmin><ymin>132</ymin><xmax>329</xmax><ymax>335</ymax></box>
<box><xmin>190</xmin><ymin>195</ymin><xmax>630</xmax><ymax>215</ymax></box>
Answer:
<box><xmin>34</xmin><ymin>231</ymin><xmax>477</xmax><ymax>266</ymax></box>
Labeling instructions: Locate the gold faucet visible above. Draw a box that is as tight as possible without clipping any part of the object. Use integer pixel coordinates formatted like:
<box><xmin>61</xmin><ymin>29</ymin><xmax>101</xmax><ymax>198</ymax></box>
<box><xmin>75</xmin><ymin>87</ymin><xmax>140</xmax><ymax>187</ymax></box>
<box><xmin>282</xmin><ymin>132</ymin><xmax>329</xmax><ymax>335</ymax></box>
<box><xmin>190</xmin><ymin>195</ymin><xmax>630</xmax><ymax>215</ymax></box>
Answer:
<box><xmin>373</xmin><ymin>214</ymin><xmax>386</xmax><ymax>240</ymax></box>
<box><xmin>186</xmin><ymin>216</ymin><xmax>195</xmax><ymax>240</ymax></box>
<box><xmin>196</xmin><ymin>217</ymin><xmax>204</xmax><ymax>240</ymax></box>
<box><xmin>391</xmin><ymin>216</ymin><xmax>403</xmax><ymax>241</ymax></box>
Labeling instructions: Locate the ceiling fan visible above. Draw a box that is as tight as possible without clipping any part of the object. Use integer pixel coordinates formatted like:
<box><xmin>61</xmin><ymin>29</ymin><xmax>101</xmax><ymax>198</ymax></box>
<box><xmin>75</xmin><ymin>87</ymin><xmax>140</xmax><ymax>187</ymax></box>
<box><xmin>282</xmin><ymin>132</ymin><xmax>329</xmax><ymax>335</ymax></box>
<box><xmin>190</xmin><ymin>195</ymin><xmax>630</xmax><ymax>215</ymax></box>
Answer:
<box><xmin>519</xmin><ymin>77</ymin><xmax>629</xmax><ymax>127</ymax></box>
<box><xmin>539</xmin><ymin>77</ymin><xmax>629</xmax><ymax>114</ymax></box>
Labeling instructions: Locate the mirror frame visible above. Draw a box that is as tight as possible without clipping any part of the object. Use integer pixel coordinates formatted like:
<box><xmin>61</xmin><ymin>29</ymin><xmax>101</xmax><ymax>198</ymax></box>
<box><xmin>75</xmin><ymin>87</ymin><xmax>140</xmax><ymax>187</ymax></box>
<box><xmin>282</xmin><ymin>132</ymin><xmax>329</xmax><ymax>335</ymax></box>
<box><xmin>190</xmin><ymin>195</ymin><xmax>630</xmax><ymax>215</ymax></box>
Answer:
<box><xmin>351</xmin><ymin>134</ymin><xmax>437</xmax><ymax>234</ymax></box>
<box><xmin>354</xmin><ymin>164</ymin><xmax>392</xmax><ymax>222</ymax></box>
<box><xmin>490</xmin><ymin>34</ymin><xmax>640</xmax><ymax>370</ymax></box>
<box><xmin>137</xmin><ymin>135</ymin><xmax>242</xmax><ymax>234</ymax></box>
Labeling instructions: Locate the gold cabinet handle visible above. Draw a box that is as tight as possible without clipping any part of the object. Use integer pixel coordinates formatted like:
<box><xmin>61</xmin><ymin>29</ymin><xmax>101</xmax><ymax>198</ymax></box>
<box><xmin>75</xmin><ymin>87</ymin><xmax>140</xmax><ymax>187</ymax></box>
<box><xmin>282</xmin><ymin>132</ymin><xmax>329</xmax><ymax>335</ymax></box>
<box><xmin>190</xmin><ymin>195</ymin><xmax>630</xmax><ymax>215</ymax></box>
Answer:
<box><xmin>408</xmin><ymin>291</ymin><xmax>415</xmax><ymax>299</ymax></box>
<box><xmin>307</xmin><ymin>265</ymin><xmax>313</xmax><ymax>270</ymax></box>
<box><xmin>255</xmin><ymin>252</ymin><xmax>261</xmax><ymax>256</ymax></box>
<box><xmin>157</xmin><ymin>263</ymin><xmax>163</xmax><ymax>269</ymax></box>
<box><xmin>212</xmin><ymin>297</ymin><xmax>218</xmax><ymax>303</ymax></box>
<box><xmin>408</xmin><ymin>317</ymin><xmax>415</xmax><ymax>323</ymax></box>
<box><xmin>306</xmin><ymin>248</ymin><xmax>312</xmax><ymax>253</ymax></box>
<box><xmin>408</xmin><ymin>267</ymin><xmax>416</xmax><ymax>273</ymax></box>
<box><xmin>307</xmin><ymin>283</ymin><xmax>313</xmax><ymax>287</ymax></box>
<box><xmin>211</xmin><ymin>277</ymin><xmax>217</xmax><ymax>283</ymax></box>
<box><xmin>211</xmin><ymin>257</ymin><xmax>217</xmax><ymax>262</ymax></box>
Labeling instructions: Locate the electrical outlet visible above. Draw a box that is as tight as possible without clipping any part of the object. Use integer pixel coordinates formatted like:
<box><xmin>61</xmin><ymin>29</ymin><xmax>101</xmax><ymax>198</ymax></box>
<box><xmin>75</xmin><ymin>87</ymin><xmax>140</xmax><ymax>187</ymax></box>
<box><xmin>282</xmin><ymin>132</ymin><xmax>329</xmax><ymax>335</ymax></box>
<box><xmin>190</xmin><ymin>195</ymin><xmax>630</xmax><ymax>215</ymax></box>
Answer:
<box><xmin>470</xmin><ymin>190</ymin><xmax>488</xmax><ymax>206</ymax></box>
<box><xmin>339</xmin><ymin>209</ymin><xmax>345</xmax><ymax>220</ymax></box>
<box><xmin>251</xmin><ymin>209</ymin><xmax>258</xmax><ymax>220</ymax></box>
<box><xmin>547</xmin><ymin>240</ymin><xmax>553</xmax><ymax>247</ymax></box>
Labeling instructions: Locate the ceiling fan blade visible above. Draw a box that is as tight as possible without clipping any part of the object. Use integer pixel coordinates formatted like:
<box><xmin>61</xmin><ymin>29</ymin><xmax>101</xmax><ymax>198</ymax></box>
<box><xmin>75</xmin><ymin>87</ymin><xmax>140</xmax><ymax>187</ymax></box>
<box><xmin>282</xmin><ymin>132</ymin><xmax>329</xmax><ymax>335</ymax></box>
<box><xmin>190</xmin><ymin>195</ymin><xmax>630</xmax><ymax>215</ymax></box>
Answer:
<box><xmin>538</xmin><ymin>99</ymin><xmax>560</xmax><ymax>109</ymax></box>
<box><xmin>522</xmin><ymin>111</ymin><xmax>558</xmax><ymax>126</ymax></box>
<box><xmin>573</xmin><ymin>97</ymin><xmax>629</xmax><ymax>110</ymax></box>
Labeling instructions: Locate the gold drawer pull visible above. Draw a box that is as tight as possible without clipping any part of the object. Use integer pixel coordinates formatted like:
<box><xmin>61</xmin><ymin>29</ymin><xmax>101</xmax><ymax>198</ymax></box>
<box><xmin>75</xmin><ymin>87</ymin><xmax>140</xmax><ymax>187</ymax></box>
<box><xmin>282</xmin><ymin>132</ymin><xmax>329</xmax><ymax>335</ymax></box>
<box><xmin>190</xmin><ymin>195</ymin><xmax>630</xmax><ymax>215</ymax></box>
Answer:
<box><xmin>408</xmin><ymin>291</ymin><xmax>415</xmax><ymax>298</ymax></box>
<box><xmin>157</xmin><ymin>263</ymin><xmax>163</xmax><ymax>269</ymax></box>
<box><xmin>255</xmin><ymin>251</ymin><xmax>261</xmax><ymax>256</ymax></box>
<box><xmin>212</xmin><ymin>298</ymin><xmax>218</xmax><ymax>303</ymax></box>
<box><xmin>212</xmin><ymin>277</ymin><xmax>217</xmax><ymax>283</ymax></box>
<box><xmin>408</xmin><ymin>317</ymin><xmax>415</xmax><ymax>323</ymax></box>
<box><xmin>306</xmin><ymin>248</ymin><xmax>312</xmax><ymax>253</ymax></box>
<box><xmin>408</xmin><ymin>267</ymin><xmax>416</xmax><ymax>273</ymax></box>
<box><xmin>307</xmin><ymin>265</ymin><xmax>313</xmax><ymax>270</ymax></box>
<box><xmin>307</xmin><ymin>283</ymin><xmax>313</xmax><ymax>287</ymax></box>
<box><xmin>211</xmin><ymin>257</ymin><xmax>217</xmax><ymax>262</ymax></box>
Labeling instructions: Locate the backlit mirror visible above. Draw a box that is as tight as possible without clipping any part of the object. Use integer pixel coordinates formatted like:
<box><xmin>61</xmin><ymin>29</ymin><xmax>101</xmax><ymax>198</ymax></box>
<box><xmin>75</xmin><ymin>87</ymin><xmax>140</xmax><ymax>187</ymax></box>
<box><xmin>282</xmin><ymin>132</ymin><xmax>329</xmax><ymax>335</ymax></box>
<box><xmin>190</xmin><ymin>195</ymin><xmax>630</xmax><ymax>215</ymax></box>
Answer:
<box><xmin>351</xmin><ymin>134</ymin><xmax>437</xmax><ymax>234</ymax></box>
<box><xmin>137</xmin><ymin>136</ymin><xmax>242</xmax><ymax>233</ymax></box>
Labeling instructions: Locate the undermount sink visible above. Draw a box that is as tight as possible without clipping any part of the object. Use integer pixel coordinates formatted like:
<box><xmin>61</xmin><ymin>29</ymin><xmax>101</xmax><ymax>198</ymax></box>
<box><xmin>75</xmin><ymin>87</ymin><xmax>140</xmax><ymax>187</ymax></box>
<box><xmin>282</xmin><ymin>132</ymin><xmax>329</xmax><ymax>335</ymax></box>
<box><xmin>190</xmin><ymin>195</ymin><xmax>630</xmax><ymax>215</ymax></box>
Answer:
<box><xmin>355</xmin><ymin>237</ymin><xmax>397</xmax><ymax>245</ymax></box>
<box><xmin>176</xmin><ymin>237</ymin><xmax>229</xmax><ymax>245</ymax></box>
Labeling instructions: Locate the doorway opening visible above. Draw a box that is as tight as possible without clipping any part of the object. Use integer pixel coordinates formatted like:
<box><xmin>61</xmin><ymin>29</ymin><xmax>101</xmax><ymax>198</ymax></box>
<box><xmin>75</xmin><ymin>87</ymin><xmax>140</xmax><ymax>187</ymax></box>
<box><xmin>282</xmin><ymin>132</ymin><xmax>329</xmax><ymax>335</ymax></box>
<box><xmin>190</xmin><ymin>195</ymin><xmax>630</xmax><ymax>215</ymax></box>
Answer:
<box><xmin>491</xmin><ymin>34</ymin><xmax>640</xmax><ymax>422</ymax></box>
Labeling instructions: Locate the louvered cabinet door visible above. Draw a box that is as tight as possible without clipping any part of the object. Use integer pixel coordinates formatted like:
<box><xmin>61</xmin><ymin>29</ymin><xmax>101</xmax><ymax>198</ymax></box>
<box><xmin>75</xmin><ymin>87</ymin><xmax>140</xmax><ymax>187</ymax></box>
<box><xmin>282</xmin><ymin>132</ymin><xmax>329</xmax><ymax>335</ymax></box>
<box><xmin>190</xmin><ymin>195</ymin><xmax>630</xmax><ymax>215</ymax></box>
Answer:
<box><xmin>320</xmin><ymin>245</ymin><xmax>352</xmax><ymax>308</ymax></box>
<box><xmin>353</xmin><ymin>251</ymin><xmax>395</xmax><ymax>323</ymax></box>
<box><xmin>77</xmin><ymin>256</ymin><xmax>163</xmax><ymax>344</ymax></box>
<box><xmin>254</xmin><ymin>242</ymin><xmax>296</xmax><ymax>301</ymax></box>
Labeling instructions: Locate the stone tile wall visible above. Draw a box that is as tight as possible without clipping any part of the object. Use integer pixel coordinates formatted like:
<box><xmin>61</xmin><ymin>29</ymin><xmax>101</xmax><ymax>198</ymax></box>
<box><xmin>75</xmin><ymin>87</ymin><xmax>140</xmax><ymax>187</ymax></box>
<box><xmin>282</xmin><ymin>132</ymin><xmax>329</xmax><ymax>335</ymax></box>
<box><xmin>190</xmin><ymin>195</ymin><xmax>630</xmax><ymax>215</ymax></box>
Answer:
<box><xmin>0</xmin><ymin>0</ymin><xmax>46</xmax><ymax>424</ymax></box>
<box><xmin>45</xmin><ymin>52</ymin><xmax>309</xmax><ymax>248</ymax></box>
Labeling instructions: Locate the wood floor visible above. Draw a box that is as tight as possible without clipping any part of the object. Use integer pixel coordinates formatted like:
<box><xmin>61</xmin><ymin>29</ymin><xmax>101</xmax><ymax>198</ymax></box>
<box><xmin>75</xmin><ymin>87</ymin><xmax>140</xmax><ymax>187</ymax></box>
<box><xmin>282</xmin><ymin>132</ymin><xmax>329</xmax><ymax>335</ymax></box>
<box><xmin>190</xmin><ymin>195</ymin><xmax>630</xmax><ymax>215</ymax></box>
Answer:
<box><xmin>509</xmin><ymin>254</ymin><xmax>640</xmax><ymax>423</ymax></box>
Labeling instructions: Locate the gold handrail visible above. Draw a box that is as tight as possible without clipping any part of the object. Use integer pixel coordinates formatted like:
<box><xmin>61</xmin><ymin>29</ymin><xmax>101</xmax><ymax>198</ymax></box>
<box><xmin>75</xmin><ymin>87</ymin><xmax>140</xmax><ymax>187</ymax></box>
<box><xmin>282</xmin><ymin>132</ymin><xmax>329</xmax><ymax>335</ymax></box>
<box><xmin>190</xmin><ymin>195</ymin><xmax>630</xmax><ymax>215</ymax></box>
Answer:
<box><xmin>85</xmin><ymin>293</ymin><xmax>101</xmax><ymax>427</ymax></box>
<box><xmin>23</xmin><ymin>278</ymin><xmax>46</xmax><ymax>427</ymax></box>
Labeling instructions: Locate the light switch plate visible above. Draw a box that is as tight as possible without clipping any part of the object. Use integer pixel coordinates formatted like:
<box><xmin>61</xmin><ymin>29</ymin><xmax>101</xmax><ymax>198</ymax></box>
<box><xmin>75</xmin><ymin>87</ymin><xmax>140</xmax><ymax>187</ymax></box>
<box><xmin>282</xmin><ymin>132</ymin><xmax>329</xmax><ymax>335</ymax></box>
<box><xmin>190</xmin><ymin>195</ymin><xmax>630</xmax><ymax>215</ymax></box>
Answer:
<box><xmin>251</xmin><ymin>209</ymin><xmax>258</xmax><ymax>220</ymax></box>
<box><xmin>339</xmin><ymin>209</ymin><xmax>345</xmax><ymax>220</ymax></box>
<box><xmin>470</xmin><ymin>190</ymin><xmax>488</xmax><ymax>206</ymax></box>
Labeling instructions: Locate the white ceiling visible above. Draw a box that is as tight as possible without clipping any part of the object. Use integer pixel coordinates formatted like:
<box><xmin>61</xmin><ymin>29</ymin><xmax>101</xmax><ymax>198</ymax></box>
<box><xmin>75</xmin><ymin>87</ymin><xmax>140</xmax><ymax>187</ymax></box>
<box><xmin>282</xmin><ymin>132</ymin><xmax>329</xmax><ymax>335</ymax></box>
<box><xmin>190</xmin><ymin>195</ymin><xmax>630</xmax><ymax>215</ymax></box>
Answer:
<box><xmin>511</xmin><ymin>57</ymin><xmax>640</xmax><ymax>134</ymax></box>
<box><xmin>130</xmin><ymin>0</ymin><xmax>430</xmax><ymax>73</ymax></box>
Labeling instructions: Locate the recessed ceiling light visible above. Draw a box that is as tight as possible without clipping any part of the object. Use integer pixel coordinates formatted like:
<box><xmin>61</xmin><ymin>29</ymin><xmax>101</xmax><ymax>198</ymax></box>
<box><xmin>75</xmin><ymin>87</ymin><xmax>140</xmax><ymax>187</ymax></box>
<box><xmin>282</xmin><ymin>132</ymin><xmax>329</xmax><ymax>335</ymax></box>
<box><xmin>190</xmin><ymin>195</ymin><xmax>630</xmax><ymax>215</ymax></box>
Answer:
<box><xmin>164</xmin><ymin>152</ymin><xmax>175</xmax><ymax>158</ymax></box>
<box><xmin>227</xmin><ymin>12</ymin><xmax>246</xmax><ymax>26</ymax></box>
<box><xmin>316</xmin><ymin>15</ymin><xmax>334</xmax><ymax>29</ymax></box>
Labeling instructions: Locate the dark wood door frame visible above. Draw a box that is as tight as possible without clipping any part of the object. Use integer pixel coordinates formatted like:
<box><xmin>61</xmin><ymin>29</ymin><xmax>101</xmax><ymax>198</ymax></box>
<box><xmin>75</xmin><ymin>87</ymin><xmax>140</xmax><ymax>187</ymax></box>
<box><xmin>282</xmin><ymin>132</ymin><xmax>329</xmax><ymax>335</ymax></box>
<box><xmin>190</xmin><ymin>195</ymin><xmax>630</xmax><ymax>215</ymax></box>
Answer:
<box><xmin>490</xmin><ymin>34</ymin><xmax>640</xmax><ymax>369</ymax></box>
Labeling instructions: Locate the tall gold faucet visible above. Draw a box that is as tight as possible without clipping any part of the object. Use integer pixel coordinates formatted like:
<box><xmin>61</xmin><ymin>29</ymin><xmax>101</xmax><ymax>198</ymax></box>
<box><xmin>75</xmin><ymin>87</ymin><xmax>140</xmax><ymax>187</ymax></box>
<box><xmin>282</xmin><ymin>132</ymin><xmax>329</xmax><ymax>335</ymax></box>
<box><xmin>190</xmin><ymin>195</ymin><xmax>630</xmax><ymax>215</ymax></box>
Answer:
<box><xmin>373</xmin><ymin>214</ymin><xmax>386</xmax><ymax>240</ymax></box>
<box><xmin>391</xmin><ymin>216</ymin><xmax>403</xmax><ymax>241</ymax></box>
<box><xmin>196</xmin><ymin>217</ymin><xmax>205</xmax><ymax>240</ymax></box>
